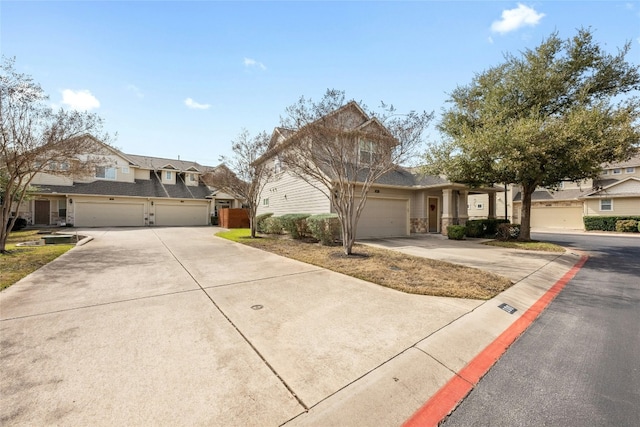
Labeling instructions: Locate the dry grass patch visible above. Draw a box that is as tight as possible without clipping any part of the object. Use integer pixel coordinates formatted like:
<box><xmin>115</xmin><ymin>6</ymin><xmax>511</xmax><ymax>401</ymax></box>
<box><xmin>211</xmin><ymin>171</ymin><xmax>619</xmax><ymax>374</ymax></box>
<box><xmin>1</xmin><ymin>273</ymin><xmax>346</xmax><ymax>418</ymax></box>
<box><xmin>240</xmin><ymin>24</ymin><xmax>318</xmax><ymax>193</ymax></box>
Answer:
<box><xmin>226</xmin><ymin>233</ymin><xmax>512</xmax><ymax>300</ymax></box>
<box><xmin>483</xmin><ymin>240</ymin><xmax>565</xmax><ymax>252</ymax></box>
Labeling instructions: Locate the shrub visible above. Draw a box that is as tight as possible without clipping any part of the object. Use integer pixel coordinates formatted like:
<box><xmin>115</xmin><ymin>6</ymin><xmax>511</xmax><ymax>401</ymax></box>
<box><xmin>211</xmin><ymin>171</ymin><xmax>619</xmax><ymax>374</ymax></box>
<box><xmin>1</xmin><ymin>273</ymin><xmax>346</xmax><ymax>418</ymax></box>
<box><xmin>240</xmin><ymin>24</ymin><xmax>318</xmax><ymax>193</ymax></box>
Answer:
<box><xmin>447</xmin><ymin>225</ymin><xmax>466</xmax><ymax>240</ymax></box>
<box><xmin>496</xmin><ymin>223</ymin><xmax>521</xmax><ymax>241</ymax></box>
<box><xmin>306</xmin><ymin>214</ymin><xmax>341</xmax><ymax>245</ymax></box>
<box><xmin>615</xmin><ymin>219</ymin><xmax>638</xmax><ymax>233</ymax></box>
<box><xmin>465</xmin><ymin>219</ymin><xmax>510</xmax><ymax>238</ymax></box>
<box><xmin>279</xmin><ymin>214</ymin><xmax>311</xmax><ymax>239</ymax></box>
<box><xmin>262</xmin><ymin>216</ymin><xmax>284</xmax><ymax>234</ymax></box>
<box><xmin>584</xmin><ymin>216</ymin><xmax>640</xmax><ymax>231</ymax></box>
<box><xmin>6</xmin><ymin>217</ymin><xmax>27</xmax><ymax>231</ymax></box>
<box><xmin>256</xmin><ymin>213</ymin><xmax>273</xmax><ymax>233</ymax></box>
<box><xmin>465</xmin><ymin>220</ymin><xmax>486</xmax><ymax>238</ymax></box>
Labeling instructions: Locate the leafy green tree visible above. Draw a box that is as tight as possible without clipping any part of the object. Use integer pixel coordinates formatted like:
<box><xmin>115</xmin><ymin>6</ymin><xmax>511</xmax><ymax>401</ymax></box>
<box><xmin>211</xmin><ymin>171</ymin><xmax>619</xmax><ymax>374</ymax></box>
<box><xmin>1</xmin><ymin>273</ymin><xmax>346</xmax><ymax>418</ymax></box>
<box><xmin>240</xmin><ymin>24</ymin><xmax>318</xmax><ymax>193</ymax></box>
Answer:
<box><xmin>425</xmin><ymin>29</ymin><xmax>640</xmax><ymax>240</ymax></box>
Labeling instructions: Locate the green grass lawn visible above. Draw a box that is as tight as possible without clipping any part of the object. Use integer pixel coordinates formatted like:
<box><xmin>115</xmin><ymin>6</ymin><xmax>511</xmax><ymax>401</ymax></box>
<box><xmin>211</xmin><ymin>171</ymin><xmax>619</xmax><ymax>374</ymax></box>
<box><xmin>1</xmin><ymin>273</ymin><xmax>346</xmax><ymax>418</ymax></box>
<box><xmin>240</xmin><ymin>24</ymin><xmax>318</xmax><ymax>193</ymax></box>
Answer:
<box><xmin>1</xmin><ymin>230</ymin><xmax>74</xmax><ymax>291</ymax></box>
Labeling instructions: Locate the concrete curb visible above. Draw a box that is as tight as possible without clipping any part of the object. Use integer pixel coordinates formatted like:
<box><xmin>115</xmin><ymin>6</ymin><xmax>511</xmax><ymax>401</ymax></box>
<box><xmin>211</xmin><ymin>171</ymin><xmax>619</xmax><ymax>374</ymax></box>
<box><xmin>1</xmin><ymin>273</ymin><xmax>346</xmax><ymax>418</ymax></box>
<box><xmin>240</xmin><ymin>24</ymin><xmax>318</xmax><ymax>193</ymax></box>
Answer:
<box><xmin>403</xmin><ymin>253</ymin><xmax>589</xmax><ymax>426</ymax></box>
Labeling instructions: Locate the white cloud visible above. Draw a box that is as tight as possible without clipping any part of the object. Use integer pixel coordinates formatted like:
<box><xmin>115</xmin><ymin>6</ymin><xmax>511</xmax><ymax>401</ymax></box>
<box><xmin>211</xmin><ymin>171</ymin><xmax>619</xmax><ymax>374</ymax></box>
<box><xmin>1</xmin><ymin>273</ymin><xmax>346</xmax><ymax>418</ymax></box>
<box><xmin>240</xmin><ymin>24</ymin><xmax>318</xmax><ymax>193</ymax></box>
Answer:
<box><xmin>184</xmin><ymin>97</ymin><xmax>211</xmax><ymax>110</ymax></box>
<box><xmin>243</xmin><ymin>57</ymin><xmax>266</xmax><ymax>70</ymax></box>
<box><xmin>126</xmin><ymin>84</ymin><xmax>144</xmax><ymax>99</ymax></box>
<box><xmin>60</xmin><ymin>89</ymin><xmax>100</xmax><ymax>111</ymax></box>
<box><xmin>491</xmin><ymin>3</ymin><xmax>545</xmax><ymax>34</ymax></box>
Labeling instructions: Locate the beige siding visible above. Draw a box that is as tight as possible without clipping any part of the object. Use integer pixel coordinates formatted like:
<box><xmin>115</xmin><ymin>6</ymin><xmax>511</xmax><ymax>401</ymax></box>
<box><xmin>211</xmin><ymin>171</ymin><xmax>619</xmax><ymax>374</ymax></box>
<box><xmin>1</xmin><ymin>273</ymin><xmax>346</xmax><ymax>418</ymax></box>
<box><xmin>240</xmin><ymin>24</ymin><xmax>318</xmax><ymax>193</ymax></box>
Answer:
<box><xmin>584</xmin><ymin>198</ymin><xmax>640</xmax><ymax>216</ymax></box>
<box><xmin>134</xmin><ymin>168</ymin><xmax>150</xmax><ymax>180</ymax></box>
<box><xmin>531</xmin><ymin>204</ymin><xmax>584</xmax><ymax>229</ymax></box>
<box><xmin>257</xmin><ymin>172</ymin><xmax>330</xmax><ymax>216</ymax></box>
<box><xmin>468</xmin><ymin>194</ymin><xmax>489</xmax><ymax>219</ymax></box>
<box><xmin>31</xmin><ymin>172</ymin><xmax>74</xmax><ymax>186</ymax></box>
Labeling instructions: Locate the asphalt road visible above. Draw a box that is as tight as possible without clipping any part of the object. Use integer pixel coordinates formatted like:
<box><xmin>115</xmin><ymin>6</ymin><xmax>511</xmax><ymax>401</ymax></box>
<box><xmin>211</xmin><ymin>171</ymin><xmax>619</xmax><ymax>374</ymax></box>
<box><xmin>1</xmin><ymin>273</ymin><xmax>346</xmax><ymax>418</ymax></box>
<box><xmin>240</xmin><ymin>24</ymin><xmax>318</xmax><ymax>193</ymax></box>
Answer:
<box><xmin>443</xmin><ymin>233</ymin><xmax>640</xmax><ymax>427</ymax></box>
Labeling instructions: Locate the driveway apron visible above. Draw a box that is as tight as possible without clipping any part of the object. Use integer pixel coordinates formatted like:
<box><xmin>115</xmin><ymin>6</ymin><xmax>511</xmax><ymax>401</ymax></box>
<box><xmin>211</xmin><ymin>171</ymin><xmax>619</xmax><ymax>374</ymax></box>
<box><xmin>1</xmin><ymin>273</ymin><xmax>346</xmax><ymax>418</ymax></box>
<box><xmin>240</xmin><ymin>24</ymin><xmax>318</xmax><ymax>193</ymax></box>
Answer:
<box><xmin>1</xmin><ymin>227</ymin><xmax>486</xmax><ymax>426</ymax></box>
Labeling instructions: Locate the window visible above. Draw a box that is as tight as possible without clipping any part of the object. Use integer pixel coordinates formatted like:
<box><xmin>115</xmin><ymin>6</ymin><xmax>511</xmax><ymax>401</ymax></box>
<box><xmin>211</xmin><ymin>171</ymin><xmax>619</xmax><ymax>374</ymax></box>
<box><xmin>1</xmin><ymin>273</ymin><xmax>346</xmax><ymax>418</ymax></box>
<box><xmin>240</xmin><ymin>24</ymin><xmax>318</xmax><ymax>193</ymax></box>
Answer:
<box><xmin>359</xmin><ymin>140</ymin><xmax>379</xmax><ymax>164</ymax></box>
<box><xmin>96</xmin><ymin>166</ymin><xmax>117</xmax><ymax>180</ymax></box>
<box><xmin>263</xmin><ymin>198</ymin><xmax>269</xmax><ymax>206</ymax></box>
<box><xmin>274</xmin><ymin>156</ymin><xmax>282</xmax><ymax>174</ymax></box>
<box><xmin>602</xmin><ymin>170</ymin><xmax>609</xmax><ymax>175</ymax></box>
<box><xmin>613</xmin><ymin>168</ymin><xmax>621</xmax><ymax>175</ymax></box>
<box><xmin>121</xmin><ymin>166</ymin><xmax>130</xmax><ymax>174</ymax></box>
<box><xmin>189</xmin><ymin>173</ymin><xmax>196</xmax><ymax>182</ymax></box>
<box><xmin>600</xmin><ymin>199</ymin><xmax>612</xmax><ymax>211</ymax></box>
<box><xmin>626</xmin><ymin>167</ymin><xmax>635</xmax><ymax>173</ymax></box>
<box><xmin>58</xmin><ymin>200</ymin><xmax>66</xmax><ymax>217</ymax></box>
<box><xmin>165</xmin><ymin>171</ymin><xmax>172</xmax><ymax>180</ymax></box>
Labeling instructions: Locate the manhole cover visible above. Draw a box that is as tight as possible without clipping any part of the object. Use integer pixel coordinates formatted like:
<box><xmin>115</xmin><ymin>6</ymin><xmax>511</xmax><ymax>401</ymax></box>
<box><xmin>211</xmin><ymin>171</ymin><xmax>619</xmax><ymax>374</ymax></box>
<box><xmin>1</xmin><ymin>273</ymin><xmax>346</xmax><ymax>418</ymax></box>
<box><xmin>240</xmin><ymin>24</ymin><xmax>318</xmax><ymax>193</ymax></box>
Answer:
<box><xmin>498</xmin><ymin>303</ymin><xmax>517</xmax><ymax>314</ymax></box>
<box><xmin>251</xmin><ymin>305</ymin><xmax>264</xmax><ymax>310</ymax></box>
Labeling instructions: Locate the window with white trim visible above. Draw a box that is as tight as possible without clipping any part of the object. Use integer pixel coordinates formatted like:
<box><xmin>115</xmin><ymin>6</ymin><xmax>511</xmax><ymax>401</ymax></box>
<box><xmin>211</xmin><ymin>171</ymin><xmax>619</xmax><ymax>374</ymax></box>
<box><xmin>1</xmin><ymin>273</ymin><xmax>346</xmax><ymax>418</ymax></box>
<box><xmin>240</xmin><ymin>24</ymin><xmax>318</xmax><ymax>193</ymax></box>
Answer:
<box><xmin>612</xmin><ymin>168</ymin><xmax>621</xmax><ymax>175</ymax></box>
<box><xmin>600</xmin><ymin>199</ymin><xmax>612</xmax><ymax>211</ymax></box>
<box><xmin>165</xmin><ymin>171</ymin><xmax>172</xmax><ymax>180</ymax></box>
<box><xmin>96</xmin><ymin>166</ymin><xmax>117</xmax><ymax>180</ymax></box>
<box><xmin>121</xmin><ymin>166</ymin><xmax>130</xmax><ymax>174</ymax></box>
<box><xmin>58</xmin><ymin>200</ymin><xmax>67</xmax><ymax>217</ymax></box>
<box><xmin>602</xmin><ymin>170</ymin><xmax>609</xmax><ymax>175</ymax></box>
<box><xmin>189</xmin><ymin>173</ymin><xmax>196</xmax><ymax>182</ymax></box>
<box><xmin>626</xmin><ymin>167</ymin><xmax>635</xmax><ymax>173</ymax></box>
<box><xmin>263</xmin><ymin>198</ymin><xmax>269</xmax><ymax>206</ymax></box>
<box><xmin>274</xmin><ymin>156</ymin><xmax>282</xmax><ymax>174</ymax></box>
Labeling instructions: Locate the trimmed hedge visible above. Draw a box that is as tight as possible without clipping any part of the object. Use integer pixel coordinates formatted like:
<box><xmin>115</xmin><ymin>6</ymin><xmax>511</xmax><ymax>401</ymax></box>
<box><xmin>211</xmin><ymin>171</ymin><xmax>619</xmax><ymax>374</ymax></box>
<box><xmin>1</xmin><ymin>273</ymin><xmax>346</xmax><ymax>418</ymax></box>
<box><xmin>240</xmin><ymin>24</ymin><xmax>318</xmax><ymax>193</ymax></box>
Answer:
<box><xmin>6</xmin><ymin>217</ymin><xmax>27</xmax><ymax>231</ymax></box>
<box><xmin>306</xmin><ymin>213</ymin><xmax>341</xmax><ymax>245</ymax></box>
<box><xmin>279</xmin><ymin>213</ymin><xmax>311</xmax><ymax>239</ymax></box>
<box><xmin>615</xmin><ymin>219</ymin><xmax>638</xmax><ymax>233</ymax></box>
<box><xmin>256</xmin><ymin>213</ymin><xmax>273</xmax><ymax>233</ymax></box>
<box><xmin>262</xmin><ymin>216</ymin><xmax>284</xmax><ymax>234</ymax></box>
<box><xmin>465</xmin><ymin>219</ymin><xmax>510</xmax><ymax>238</ymax></box>
<box><xmin>447</xmin><ymin>225</ymin><xmax>466</xmax><ymax>240</ymax></box>
<box><xmin>496</xmin><ymin>223</ymin><xmax>521</xmax><ymax>241</ymax></box>
<box><xmin>584</xmin><ymin>216</ymin><xmax>640</xmax><ymax>231</ymax></box>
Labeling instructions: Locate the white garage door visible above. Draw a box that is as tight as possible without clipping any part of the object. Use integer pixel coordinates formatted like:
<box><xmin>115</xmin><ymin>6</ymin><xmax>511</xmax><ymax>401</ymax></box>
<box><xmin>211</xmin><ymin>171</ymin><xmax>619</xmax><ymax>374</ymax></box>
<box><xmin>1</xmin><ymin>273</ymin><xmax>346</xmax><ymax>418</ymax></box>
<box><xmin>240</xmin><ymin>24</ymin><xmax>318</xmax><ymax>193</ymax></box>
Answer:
<box><xmin>155</xmin><ymin>203</ymin><xmax>209</xmax><ymax>226</ymax></box>
<box><xmin>75</xmin><ymin>202</ymin><xmax>145</xmax><ymax>227</ymax></box>
<box><xmin>531</xmin><ymin>206</ymin><xmax>584</xmax><ymax>229</ymax></box>
<box><xmin>356</xmin><ymin>198</ymin><xmax>409</xmax><ymax>239</ymax></box>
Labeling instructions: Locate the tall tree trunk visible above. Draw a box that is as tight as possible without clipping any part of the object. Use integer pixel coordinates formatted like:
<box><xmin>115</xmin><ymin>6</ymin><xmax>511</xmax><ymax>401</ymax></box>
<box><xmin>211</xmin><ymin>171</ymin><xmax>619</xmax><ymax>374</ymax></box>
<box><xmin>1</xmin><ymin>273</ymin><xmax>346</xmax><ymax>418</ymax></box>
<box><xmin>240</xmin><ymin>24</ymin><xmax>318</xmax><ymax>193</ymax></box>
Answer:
<box><xmin>518</xmin><ymin>183</ymin><xmax>535</xmax><ymax>241</ymax></box>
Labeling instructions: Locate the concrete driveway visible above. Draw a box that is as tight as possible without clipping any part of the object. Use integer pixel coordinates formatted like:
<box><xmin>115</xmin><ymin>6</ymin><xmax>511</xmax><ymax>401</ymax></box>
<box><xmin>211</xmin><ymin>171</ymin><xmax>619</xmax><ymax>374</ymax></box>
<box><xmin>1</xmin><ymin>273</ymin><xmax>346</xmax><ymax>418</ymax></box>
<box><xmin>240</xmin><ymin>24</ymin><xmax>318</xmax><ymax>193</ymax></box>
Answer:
<box><xmin>0</xmin><ymin>227</ymin><xmax>580</xmax><ymax>426</ymax></box>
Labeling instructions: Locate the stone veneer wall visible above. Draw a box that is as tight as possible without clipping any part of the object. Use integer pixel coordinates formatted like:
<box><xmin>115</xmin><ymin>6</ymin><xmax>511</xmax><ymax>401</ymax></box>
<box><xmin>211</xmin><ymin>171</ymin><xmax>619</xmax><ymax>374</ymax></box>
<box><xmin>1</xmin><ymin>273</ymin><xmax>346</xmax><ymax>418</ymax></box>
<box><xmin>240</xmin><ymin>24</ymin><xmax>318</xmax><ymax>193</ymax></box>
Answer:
<box><xmin>410</xmin><ymin>218</ymin><xmax>428</xmax><ymax>233</ymax></box>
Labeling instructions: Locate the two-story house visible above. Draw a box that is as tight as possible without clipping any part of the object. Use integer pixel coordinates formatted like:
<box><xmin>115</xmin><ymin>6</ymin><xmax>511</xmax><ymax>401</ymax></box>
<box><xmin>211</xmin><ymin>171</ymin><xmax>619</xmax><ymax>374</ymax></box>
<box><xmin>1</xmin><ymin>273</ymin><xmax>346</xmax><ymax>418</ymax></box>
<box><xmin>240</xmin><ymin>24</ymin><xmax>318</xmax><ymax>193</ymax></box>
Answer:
<box><xmin>15</xmin><ymin>138</ymin><xmax>241</xmax><ymax>227</ymax></box>
<box><xmin>255</xmin><ymin>102</ymin><xmax>499</xmax><ymax>238</ymax></box>
<box><xmin>510</xmin><ymin>154</ymin><xmax>640</xmax><ymax>229</ymax></box>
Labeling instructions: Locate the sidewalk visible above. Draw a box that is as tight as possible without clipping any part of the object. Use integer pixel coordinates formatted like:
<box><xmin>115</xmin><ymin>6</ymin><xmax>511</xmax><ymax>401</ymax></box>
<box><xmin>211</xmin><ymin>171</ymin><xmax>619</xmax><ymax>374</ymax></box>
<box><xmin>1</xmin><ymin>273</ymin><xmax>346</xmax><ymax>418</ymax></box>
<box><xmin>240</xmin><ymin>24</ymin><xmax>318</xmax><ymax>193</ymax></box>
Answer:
<box><xmin>283</xmin><ymin>235</ymin><xmax>585</xmax><ymax>425</ymax></box>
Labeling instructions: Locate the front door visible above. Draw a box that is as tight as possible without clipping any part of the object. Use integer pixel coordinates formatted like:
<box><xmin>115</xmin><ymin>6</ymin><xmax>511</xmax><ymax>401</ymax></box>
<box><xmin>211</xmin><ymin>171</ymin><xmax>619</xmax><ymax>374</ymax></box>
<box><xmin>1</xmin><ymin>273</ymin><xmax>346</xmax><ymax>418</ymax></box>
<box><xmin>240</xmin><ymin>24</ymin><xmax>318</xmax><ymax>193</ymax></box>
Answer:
<box><xmin>34</xmin><ymin>200</ymin><xmax>50</xmax><ymax>225</ymax></box>
<box><xmin>428</xmin><ymin>197</ymin><xmax>439</xmax><ymax>233</ymax></box>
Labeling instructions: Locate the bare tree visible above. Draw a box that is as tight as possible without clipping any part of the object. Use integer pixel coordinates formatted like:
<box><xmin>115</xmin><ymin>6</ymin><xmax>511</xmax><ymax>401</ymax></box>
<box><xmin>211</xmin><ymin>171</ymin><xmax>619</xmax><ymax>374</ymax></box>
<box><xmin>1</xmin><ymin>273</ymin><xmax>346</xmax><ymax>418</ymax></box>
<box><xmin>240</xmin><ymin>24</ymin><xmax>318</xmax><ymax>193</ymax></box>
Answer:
<box><xmin>203</xmin><ymin>129</ymin><xmax>272</xmax><ymax>238</ymax></box>
<box><xmin>275</xmin><ymin>89</ymin><xmax>433</xmax><ymax>255</ymax></box>
<box><xmin>1</xmin><ymin>57</ymin><xmax>109</xmax><ymax>253</ymax></box>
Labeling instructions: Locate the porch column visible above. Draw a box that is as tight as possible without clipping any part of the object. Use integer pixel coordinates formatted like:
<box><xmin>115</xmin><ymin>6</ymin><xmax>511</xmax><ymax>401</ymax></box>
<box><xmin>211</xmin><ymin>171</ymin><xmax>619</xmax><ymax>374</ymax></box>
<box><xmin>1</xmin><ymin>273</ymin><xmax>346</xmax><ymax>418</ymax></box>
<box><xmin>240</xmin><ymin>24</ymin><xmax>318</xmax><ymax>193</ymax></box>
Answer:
<box><xmin>458</xmin><ymin>189</ymin><xmax>469</xmax><ymax>226</ymax></box>
<box><xmin>488</xmin><ymin>191</ymin><xmax>497</xmax><ymax>219</ymax></box>
<box><xmin>442</xmin><ymin>189</ymin><xmax>454</xmax><ymax>234</ymax></box>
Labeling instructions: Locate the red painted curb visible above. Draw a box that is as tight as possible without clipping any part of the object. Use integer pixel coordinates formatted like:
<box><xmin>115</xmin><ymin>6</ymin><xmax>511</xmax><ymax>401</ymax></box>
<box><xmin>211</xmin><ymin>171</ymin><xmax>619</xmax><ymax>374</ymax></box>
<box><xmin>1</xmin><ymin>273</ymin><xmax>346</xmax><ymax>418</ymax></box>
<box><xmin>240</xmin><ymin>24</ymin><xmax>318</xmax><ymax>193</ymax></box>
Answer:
<box><xmin>403</xmin><ymin>254</ymin><xmax>588</xmax><ymax>427</ymax></box>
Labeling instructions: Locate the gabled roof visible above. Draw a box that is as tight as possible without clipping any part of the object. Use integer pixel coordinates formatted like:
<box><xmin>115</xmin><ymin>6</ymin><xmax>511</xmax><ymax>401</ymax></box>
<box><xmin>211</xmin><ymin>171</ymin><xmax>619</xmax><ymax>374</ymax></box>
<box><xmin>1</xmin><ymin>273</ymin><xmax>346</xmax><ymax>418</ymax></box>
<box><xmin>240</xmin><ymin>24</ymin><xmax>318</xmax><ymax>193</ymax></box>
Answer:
<box><xmin>602</xmin><ymin>153</ymin><xmax>640</xmax><ymax>169</ymax></box>
<box><xmin>125</xmin><ymin>154</ymin><xmax>205</xmax><ymax>172</ymax></box>
<box><xmin>581</xmin><ymin>176</ymin><xmax>640</xmax><ymax>198</ymax></box>
<box><xmin>513</xmin><ymin>187</ymin><xmax>589</xmax><ymax>202</ymax></box>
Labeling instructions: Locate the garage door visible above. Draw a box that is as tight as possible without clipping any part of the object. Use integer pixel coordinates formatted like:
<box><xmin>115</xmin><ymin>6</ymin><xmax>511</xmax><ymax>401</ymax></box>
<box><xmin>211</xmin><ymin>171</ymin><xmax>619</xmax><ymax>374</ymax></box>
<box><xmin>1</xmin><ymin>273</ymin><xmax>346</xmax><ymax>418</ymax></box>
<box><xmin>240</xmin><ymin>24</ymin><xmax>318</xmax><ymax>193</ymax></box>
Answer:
<box><xmin>155</xmin><ymin>203</ymin><xmax>209</xmax><ymax>226</ymax></box>
<box><xmin>75</xmin><ymin>202</ymin><xmax>145</xmax><ymax>227</ymax></box>
<box><xmin>356</xmin><ymin>198</ymin><xmax>409</xmax><ymax>239</ymax></box>
<box><xmin>531</xmin><ymin>206</ymin><xmax>584</xmax><ymax>229</ymax></box>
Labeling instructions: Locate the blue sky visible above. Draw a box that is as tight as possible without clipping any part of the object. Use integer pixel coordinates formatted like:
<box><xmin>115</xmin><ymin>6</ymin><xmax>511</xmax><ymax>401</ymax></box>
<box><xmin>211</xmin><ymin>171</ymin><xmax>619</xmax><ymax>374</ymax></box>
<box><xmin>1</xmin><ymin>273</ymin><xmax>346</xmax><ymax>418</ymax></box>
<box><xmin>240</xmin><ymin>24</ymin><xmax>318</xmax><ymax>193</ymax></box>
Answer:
<box><xmin>2</xmin><ymin>1</ymin><xmax>639</xmax><ymax>166</ymax></box>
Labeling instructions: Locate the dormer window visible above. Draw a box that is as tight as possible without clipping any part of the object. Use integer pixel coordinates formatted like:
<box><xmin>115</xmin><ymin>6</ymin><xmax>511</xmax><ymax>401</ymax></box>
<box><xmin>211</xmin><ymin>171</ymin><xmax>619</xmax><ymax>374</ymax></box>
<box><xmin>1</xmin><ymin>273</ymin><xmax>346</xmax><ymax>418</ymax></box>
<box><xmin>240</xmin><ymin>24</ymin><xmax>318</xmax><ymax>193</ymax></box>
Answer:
<box><xmin>189</xmin><ymin>173</ymin><xmax>196</xmax><ymax>182</ymax></box>
<box><xmin>165</xmin><ymin>171</ymin><xmax>172</xmax><ymax>180</ymax></box>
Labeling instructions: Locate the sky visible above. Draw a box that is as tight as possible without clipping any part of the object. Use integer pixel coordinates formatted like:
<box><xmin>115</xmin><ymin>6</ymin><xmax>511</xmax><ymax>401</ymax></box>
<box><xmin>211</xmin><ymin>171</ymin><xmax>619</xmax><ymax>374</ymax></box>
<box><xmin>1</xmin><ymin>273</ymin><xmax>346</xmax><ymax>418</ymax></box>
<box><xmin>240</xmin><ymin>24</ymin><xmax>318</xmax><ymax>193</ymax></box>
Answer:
<box><xmin>2</xmin><ymin>1</ymin><xmax>639</xmax><ymax>167</ymax></box>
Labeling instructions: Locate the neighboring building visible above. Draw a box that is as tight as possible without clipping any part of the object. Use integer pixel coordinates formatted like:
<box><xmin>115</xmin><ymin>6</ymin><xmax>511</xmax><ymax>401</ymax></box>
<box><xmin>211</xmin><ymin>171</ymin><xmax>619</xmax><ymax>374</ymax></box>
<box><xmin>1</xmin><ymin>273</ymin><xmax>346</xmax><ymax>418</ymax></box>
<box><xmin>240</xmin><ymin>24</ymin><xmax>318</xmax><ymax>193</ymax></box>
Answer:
<box><xmin>14</xmin><ymin>138</ymin><xmax>241</xmax><ymax>227</ymax></box>
<box><xmin>511</xmin><ymin>154</ymin><xmax>640</xmax><ymax>229</ymax></box>
<box><xmin>255</xmin><ymin>102</ymin><xmax>499</xmax><ymax>239</ymax></box>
